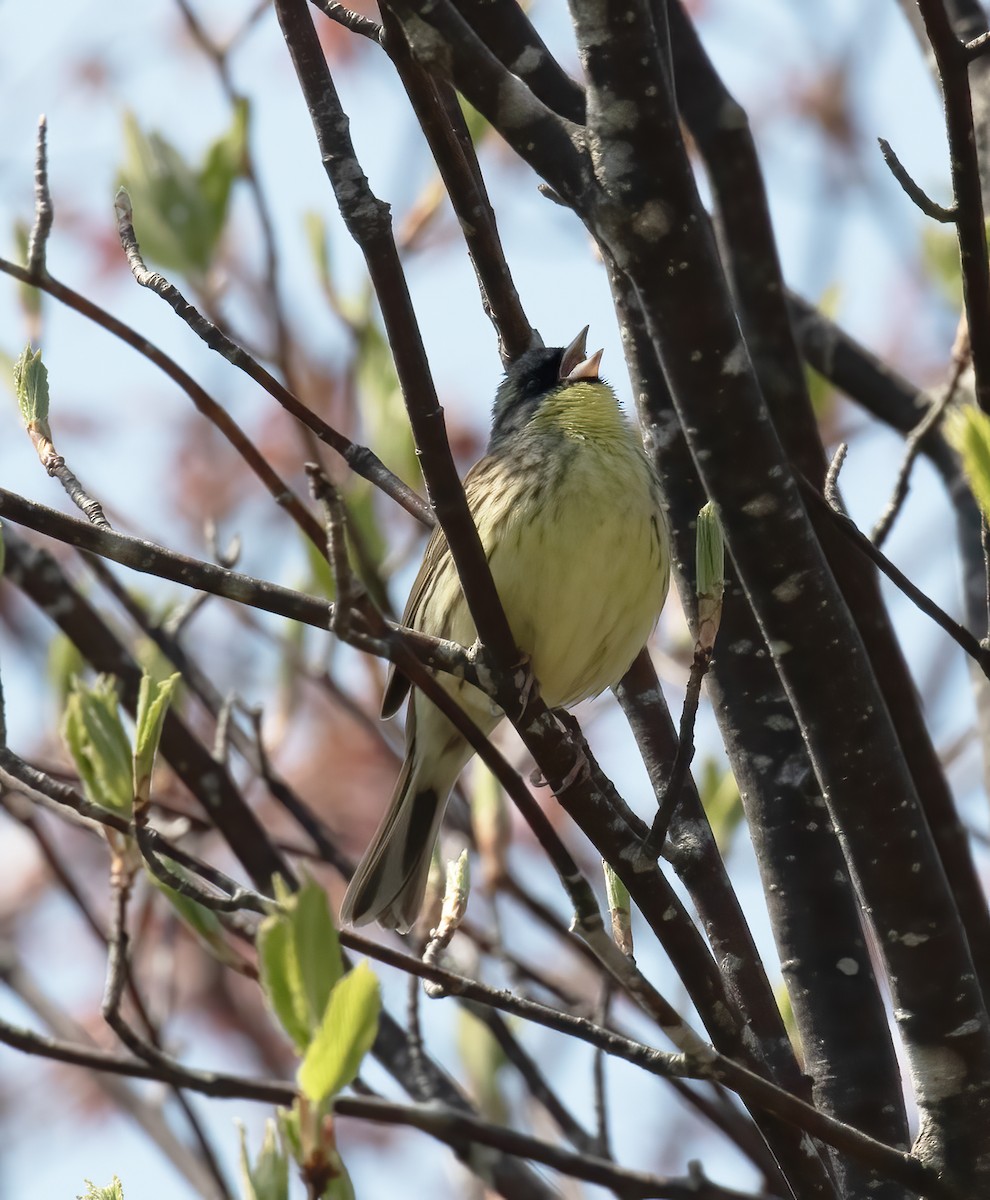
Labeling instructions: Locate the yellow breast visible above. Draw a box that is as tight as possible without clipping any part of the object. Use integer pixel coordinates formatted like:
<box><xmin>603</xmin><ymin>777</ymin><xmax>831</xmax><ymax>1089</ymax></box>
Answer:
<box><xmin>467</xmin><ymin>384</ymin><xmax>668</xmax><ymax>707</ymax></box>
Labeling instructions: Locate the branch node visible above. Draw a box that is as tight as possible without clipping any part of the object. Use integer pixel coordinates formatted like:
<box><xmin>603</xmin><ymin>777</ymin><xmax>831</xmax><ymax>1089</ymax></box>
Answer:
<box><xmin>643</xmin><ymin>645</ymin><xmax>711</xmax><ymax>856</ymax></box>
<box><xmin>965</xmin><ymin>30</ymin><xmax>990</xmax><ymax>61</ymax></box>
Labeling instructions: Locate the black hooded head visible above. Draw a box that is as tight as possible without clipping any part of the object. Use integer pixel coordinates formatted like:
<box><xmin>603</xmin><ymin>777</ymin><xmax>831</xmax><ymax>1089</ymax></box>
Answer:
<box><xmin>488</xmin><ymin>329</ymin><xmax>603</xmax><ymax>449</ymax></box>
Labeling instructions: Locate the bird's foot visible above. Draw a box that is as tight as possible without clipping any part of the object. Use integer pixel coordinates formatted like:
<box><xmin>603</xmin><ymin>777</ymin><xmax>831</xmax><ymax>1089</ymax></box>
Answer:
<box><xmin>505</xmin><ymin>652</ymin><xmax>540</xmax><ymax>722</ymax></box>
<box><xmin>555</xmin><ymin>746</ymin><xmax>592</xmax><ymax>795</ymax></box>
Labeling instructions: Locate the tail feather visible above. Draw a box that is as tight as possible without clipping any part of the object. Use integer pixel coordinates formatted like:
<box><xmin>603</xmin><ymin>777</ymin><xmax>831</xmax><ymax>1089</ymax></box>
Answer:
<box><xmin>343</xmin><ymin>684</ymin><xmax>498</xmax><ymax>931</ymax></box>
<box><xmin>340</xmin><ymin>734</ymin><xmax>471</xmax><ymax>932</ymax></box>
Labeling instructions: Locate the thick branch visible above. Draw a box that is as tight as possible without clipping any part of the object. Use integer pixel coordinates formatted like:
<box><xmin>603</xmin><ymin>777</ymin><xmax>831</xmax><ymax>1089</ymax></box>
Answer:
<box><xmin>917</xmin><ymin>0</ymin><xmax>990</xmax><ymax>414</ymax></box>
<box><xmin>570</xmin><ymin>0</ymin><xmax>990</xmax><ymax>1184</ymax></box>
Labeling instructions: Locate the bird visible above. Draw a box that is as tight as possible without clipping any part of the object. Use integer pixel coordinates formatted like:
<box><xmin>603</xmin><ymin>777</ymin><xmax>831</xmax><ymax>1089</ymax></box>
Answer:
<box><xmin>340</xmin><ymin>327</ymin><xmax>670</xmax><ymax>931</ymax></box>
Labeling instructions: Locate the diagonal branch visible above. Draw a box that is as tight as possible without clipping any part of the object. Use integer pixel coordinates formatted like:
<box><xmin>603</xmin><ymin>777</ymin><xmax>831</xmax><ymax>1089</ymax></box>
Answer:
<box><xmin>275</xmin><ymin>0</ymin><xmax>519</xmax><ymax>669</ymax></box>
<box><xmin>568</xmin><ymin>0</ymin><xmax>990</xmax><ymax>1185</ymax></box>
<box><xmin>917</xmin><ymin>0</ymin><xmax>990</xmax><ymax>414</ymax></box>
<box><xmin>381</xmin><ymin>7</ymin><xmax>537</xmax><ymax>361</ymax></box>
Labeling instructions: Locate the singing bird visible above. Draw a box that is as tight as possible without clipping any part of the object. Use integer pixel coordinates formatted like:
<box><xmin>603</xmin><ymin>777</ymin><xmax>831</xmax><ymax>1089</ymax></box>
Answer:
<box><xmin>340</xmin><ymin>328</ymin><xmax>670</xmax><ymax>930</ymax></box>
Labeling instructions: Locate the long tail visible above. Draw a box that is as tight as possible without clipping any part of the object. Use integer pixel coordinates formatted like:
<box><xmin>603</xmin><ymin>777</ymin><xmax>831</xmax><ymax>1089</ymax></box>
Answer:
<box><xmin>340</xmin><ymin>718</ymin><xmax>472</xmax><ymax>932</ymax></box>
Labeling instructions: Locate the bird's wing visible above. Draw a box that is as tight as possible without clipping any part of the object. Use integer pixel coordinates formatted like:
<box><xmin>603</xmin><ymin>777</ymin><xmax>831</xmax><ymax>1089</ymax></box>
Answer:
<box><xmin>381</xmin><ymin>521</ymin><xmax>451</xmax><ymax>718</ymax></box>
<box><xmin>380</xmin><ymin>460</ymin><xmax>491</xmax><ymax>719</ymax></box>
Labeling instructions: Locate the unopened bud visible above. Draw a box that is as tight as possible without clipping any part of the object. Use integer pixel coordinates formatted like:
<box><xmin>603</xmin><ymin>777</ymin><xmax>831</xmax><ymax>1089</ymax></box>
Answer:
<box><xmin>603</xmin><ymin>860</ymin><xmax>633</xmax><ymax>957</ymax></box>
<box><xmin>13</xmin><ymin>345</ymin><xmax>58</xmax><ymax>470</ymax></box>
<box><xmin>695</xmin><ymin>501</ymin><xmax>724</xmax><ymax>652</ymax></box>
<box><xmin>439</xmin><ymin>850</ymin><xmax>470</xmax><ymax>935</ymax></box>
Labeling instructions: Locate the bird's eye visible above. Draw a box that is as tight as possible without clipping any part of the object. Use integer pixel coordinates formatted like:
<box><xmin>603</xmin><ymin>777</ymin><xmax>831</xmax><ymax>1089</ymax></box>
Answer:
<box><xmin>520</xmin><ymin>353</ymin><xmax>563</xmax><ymax>399</ymax></box>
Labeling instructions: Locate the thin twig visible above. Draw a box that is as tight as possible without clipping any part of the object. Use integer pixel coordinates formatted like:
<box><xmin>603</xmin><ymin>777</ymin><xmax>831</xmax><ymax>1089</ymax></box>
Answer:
<box><xmin>0</xmin><ymin>702</ymin><xmax>270</xmax><ymax>918</ymax></box>
<box><xmin>467</xmin><ymin>1003</ymin><xmax>599</xmax><ymax>1154</ymax></box>
<box><xmin>81</xmin><ymin>547</ymin><xmax>351</xmax><ymax>886</ymax></box>
<box><xmin>801</xmin><ymin>473</ymin><xmax>990</xmax><ymax>674</ymax></box>
<box><xmin>872</xmin><ymin>352</ymin><xmax>968</xmax><ymax>548</ymax></box>
<box><xmin>4</xmin><ymin>529</ymin><xmax>295</xmax><ymax>891</ymax></box>
<box><xmin>311</xmin><ymin>0</ymin><xmax>383</xmax><ymax>41</ymax></box>
<box><xmin>0</xmin><ymin>998</ymin><xmax>293</xmax><ymax>1104</ymax></box>
<box><xmin>277</xmin><ymin>0</ymin><xmax>524</xmax><ymax>669</ymax></box>
<box><xmin>100</xmin><ymin>860</ymin><xmax>234</xmax><ymax>1199</ymax></box>
<box><xmin>877</xmin><ymin>137</ymin><xmax>956</xmax><ymax>222</ymax></box>
<box><xmin>174</xmin><ymin>0</ymin><xmax>302</xmax><ymax>393</ymax></box>
<box><xmin>644</xmin><ymin>646</ymin><xmax>712</xmax><ymax>856</ymax></box>
<box><xmin>405</xmin><ymin>949</ymin><xmax>431</xmax><ymax>1099</ymax></box>
<box><xmin>26</xmin><ymin>115</ymin><xmax>53</xmax><ymax>275</ymax></box>
<box><xmin>916</xmin><ymin>0</ymin><xmax>990</xmax><ymax>413</ymax></box>
<box><xmin>965</xmin><ymin>29</ymin><xmax>990</xmax><ymax>60</ymax></box>
<box><xmin>48</xmin><ymin>458</ymin><xmax>112</xmax><ymax>529</ymax></box>
<box><xmin>162</xmin><ymin>521</ymin><xmax>241</xmax><ymax>637</ymax></box>
<box><xmin>23</xmin><ymin>122</ymin><xmax>132</xmax><ymax>531</ymax></box>
<box><xmin>0</xmin><ymin>887</ymin><xmax>946</xmax><ymax>1197</ymax></box>
<box><xmin>109</xmin><ymin>198</ymin><xmax>431</xmax><ymax>525</ymax></box>
<box><xmin>824</xmin><ymin>442</ymin><xmax>849</xmax><ymax>511</ymax></box>
<box><xmin>983</xmin><ymin>516</ymin><xmax>990</xmax><ymax>642</ymax></box>
<box><xmin>2</xmin><ymin>796</ymin><xmax>254</xmax><ymax>1200</ymax></box>
<box><xmin>381</xmin><ymin>8</ymin><xmax>536</xmax><ymax>362</ymax></box>
<box><xmin>0</xmin><ymin>950</ymin><xmax>237</xmax><ymax>1197</ymax></box>
<box><xmin>0</xmin><ymin>489</ymin><xmax>475</xmax><ymax>683</ymax></box>
<box><xmin>300</xmin><ymin>462</ymin><xmax>603</xmax><ymax>929</ymax></box>
<box><xmin>245</xmin><ymin>707</ymin><xmax>354</xmax><ymax>879</ymax></box>
<box><xmin>592</xmin><ymin>981</ymin><xmax>614</xmax><ymax>1158</ymax></box>
<box><xmin>305</xmin><ymin>463</ymin><xmax>365</xmax><ymax>637</ymax></box>
<box><xmin>135</xmin><ymin>821</ymin><xmax>269</xmax><ymax>916</ymax></box>
<box><xmin>0</xmin><ymin>253</ymin><xmax>387</xmax><ymax>544</ymax></box>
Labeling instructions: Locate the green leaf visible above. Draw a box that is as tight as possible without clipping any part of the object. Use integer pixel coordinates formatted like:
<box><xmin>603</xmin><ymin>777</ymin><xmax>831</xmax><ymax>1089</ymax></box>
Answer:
<box><xmin>602</xmin><ymin>859</ymin><xmax>633</xmax><ymax>957</ymax></box>
<box><xmin>946</xmin><ymin>404</ymin><xmax>990</xmax><ymax>522</ymax></box>
<box><xmin>47</xmin><ymin>633</ymin><xmax>86</xmax><ymax>711</ymax></box>
<box><xmin>304</xmin><ymin>210</ymin><xmax>334</xmax><ymax>298</ymax></box>
<box><xmin>457</xmin><ymin>94</ymin><xmax>492</xmax><ymax>147</ymax></box>
<box><xmin>775</xmin><ymin>978</ymin><xmax>803</xmax><ymax>1063</ymax></box>
<box><xmin>238</xmin><ymin>1118</ymin><xmax>289</xmax><ymax>1200</ymax></box>
<box><xmin>922</xmin><ymin>225</ymin><xmax>963</xmax><ymax>308</ymax></box>
<box><xmin>455</xmin><ymin>1007</ymin><xmax>507</xmax><ymax>1122</ymax></box>
<box><xmin>294</xmin><ymin>878</ymin><xmax>345</xmax><ymax>1031</ymax></box>
<box><xmin>13</xmin><ymin>220</ymin><xmax>42</xmax><ymax>321</ymax></box>
<box><xmin>695</xmin><ymin>501</ymin><xmax>724</xmax><ymax>601</ymax></box>
<box><xmin>342</xmin><ymin>484</ymin><xmax>387</xmax><ymax>579</ymax></box>
<box><xmin>355</xmin><ymin>321</ymin><xmax>421</xmax><ymax>488</ymax></box>
<box><xmin>275</xmin><ymin>1105</ymin><xmax>302</xmax><ymax>1164</ymax></box>
<box><xmin>698</xmin><ymin>758</ymin><xmax>744</xmax><ymax>854</ymax></box>
<box><xmin>805</xmin><ymin>365</ymin><xmax>834</xmax><ymax>420</ymax></box>
<box><xmin>322</xmin><ymin>1160</ymin><xmax>356</xmax><ymax>1200</ymax></box>
<box><xmin>144</xmin><ymin>856</ymin><xmax>250</xmax><ymax>969</ymax></box>
<box><xmin>258</xmin><ymin>911</ymin><xmax>311</xmax><ymax>1052</ymax></box>
<box><xmin>297</xmin><ymin>960</ymin><xmax>381</xmax><ymax>1103</ymax></box>
<box><xmin>118</xmin><ymin>105</ymin><xmax>245</xmax><ymax>279</ymax></box>
<box><xmin>805</xmin><ymin>287</ymin><xmax>840</xmax><ymax>420</ymax></box>
<box><xmin>119</xmin><ymin>113</ymin><xmax>207</xmax><ymax>275</ymax></box>
<box><xmin>61</xmin><ymin>675</ymin><xmax>133</xmax><ymax>817</ymax></box>
<box><xmin>13</xmin><ymin>344</ymin><xmax>52</xmax><ymax>437</ymax></box>
<box><xmin>77</xmin><ymin>1178</ymin><xmax>124</xmax><ymax>1200</ymax></box>
<box><xmin>302</xmin><ymin>530</ymin><xmax>336</xmax><ymax>602</ymax></box>
<box><xmin>198</xmin><ymin>98</ymin><xmax>248</xmax><ymax>229</ymax></box>
<box><xmin>257</xmin><ymin>877</ymin><xmax>345</xmax><ymax>1050</ymax></box>
<box><xmin>133</xmin><ymin>671</ymin><xmax>180</xmax><ymax>802</ymax></box>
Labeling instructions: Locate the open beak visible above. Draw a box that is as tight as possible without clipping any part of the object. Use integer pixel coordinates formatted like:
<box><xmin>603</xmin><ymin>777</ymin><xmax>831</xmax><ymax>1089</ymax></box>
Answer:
<box><xmin>558</xmin><ymin>326</ymin><xmax>603</xmax><ymax>382</ymax></box>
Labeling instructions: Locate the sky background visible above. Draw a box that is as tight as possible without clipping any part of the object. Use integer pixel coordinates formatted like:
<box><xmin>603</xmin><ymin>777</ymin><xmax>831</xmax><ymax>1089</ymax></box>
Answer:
<box><xmin>0</xmin><ymin>1</ymin><xmax>984</xmax><ymax>1197</ymax></box>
